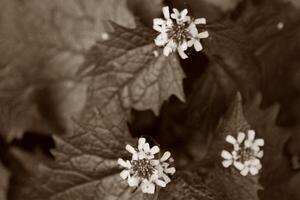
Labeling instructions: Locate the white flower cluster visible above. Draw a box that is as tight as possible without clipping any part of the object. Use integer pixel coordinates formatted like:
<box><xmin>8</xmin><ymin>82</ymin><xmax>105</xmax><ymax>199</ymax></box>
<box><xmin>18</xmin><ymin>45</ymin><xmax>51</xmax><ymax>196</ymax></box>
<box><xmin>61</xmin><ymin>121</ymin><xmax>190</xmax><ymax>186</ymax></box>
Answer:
<box><xmin>153</xmin><ymin>6</ymin><xmax>209</xmax><ymax>59</ymax></box>
<box><xmin>118</xmin><ymin>137</ymin><xmax>175</xmax><ymax>194</ymax></box>
<box><xmin>221</xmin><ymin>130</ymin><xmax>264</xmax><ymax>176</ymax></box>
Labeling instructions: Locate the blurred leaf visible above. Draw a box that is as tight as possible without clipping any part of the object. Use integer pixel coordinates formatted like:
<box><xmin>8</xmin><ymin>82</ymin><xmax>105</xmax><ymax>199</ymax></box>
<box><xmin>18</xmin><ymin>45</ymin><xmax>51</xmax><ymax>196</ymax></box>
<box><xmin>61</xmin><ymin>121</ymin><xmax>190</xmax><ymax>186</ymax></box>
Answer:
<box><xmin>202</xmin><ymin>0</ymin><xmax>242</xmax><ymax>11</ymax></box>
<box><xmin>0</xmin><ymin>0</ymin><xmax>135</xmax><ymax>141</ymax></box>
<box><xmin>82</xmin><ymin>23</ymin><xmax>185</xmax><ymax>116</ymax></box>
<box><xmin>9</xmin><ymin>70</ymin><xmax>148</xmax><ymax>200</ymax></box>
<box><xmin>288</xmin><ymin>0</ymin><xmax>300</xmax><ymax>7</ymax></box>
<box><xmin>128</xmin><ymin>0</ymin><xmax>163</xmax><ymax>27</ymax></box>
<box><xmin>0</xmin><ymin>0</ymin><xmax>135</xmax><ymax>54</ymax></box>
<box><xmin>0</xmin><ymin>162</ymin><xmax>10</xmax><ymax>200</ymax></box>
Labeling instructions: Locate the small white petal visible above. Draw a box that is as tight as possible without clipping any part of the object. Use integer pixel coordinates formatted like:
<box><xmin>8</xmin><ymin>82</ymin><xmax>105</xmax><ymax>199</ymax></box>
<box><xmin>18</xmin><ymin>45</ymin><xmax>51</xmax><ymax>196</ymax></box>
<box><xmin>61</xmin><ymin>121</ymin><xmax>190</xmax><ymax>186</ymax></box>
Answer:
<box><xmin>126</xmin><ymin>144</ymin><xmax>136</xmax><ymax>154</ymax></box>
<box><xmin>143</xmin><ymin>143</ymin><xmax>150</xmax><ymax>152</ymax></box>
<box><xmin>244</xmin><ymin>160</ymin><xmax>251</xmax><ymax>166</ymax></box>
<box><xmin>155</xmin><ymin>179</ymin><xmax>167</xmax><ymax>187</ymax></box>
<box><xmin>233</xmin><ymin>144</ymin><xmax>240</xmax><ymax>151</ymax></box>
<box><xmin>151</xmin><ymin>146</ymin><xmax>160</xmax><ymax>155</ymax></box>
<box><xmin>172</xmin><ymin>8</ymin><xmax>179</xmax><ymax>17</ymax></box>
<box><xmin>120</xmin><ymin>170</ymin><xmax>130</xmax><ymax>179</ymax></box>
<box><xmin>251</xmin><ymin>144</ymin><xmax>260</xmax><ymax>152</ymax></box>
<box><xmin>138</xmin><ymin>151</ymin><xmax>146</xmax><ymax>159</ymax></box>
<box><xmin>161</xmin><ymin>151</ymin><xmax>171</xmax><ymax>162</ymax></box>
<box><xmin>232</xmin><ymin>151</ymin><xmax>239</xmax><ymax>159</ymax></box>
<box><xmin>166</xmin><ymin>19</ymin><xmax>173</xmax><ymax>27</ymax></box>
<box><xmin>234</xmin><ymin>161</ymin><xmax>245</xmax><ymax>171</ymax></box>
<box><xmin>237</xmin><ymin>132</ymin><xmax>246</xmax><ymax>143</ymax></box>
<box><xmin>177</xmin><ymin>47</ymin><xmax>188</xmax><ymax>59</ymax></box>
<box><xmin>249</xmin><ymin>166</ymin><xmax>259</xmax><ymax>175</ymax></box>
<box><xmin>153</xmin><ymin>18</ymin><xmax>165</xmax><ymax>26</ymax></box>
<box><xmin>165</xmin><ymin>167</ymin><xmax>176</xmax><ymax>174</ymax></box>
<box><xmin>247</xmin><ymin>130</ymin><xmax>256</xmax><ymax>141</ymax></box>
<box><xmin>198</xmin><ymin>31</ymin><xmax>209</xmax><ymax>38</ymax></box>
<box><xmin>150</xmin><ymin>173</ymin><xmax>159</xmax><ymax>181</ymax></box>
<box><xmin>150</xmin><ymin>159</ymin><xmax>160</xmax><ymax>166</ymax></box>
<box><xmin>187</xmin><ymin>39</ymin><xmax>194</xmax><ymax>47</ymax></box>
<box><xmin>153</xmin><ymin>25</ymin><xmax>163</xmax><ymax>32</ymax></box>
<box><xmin>138</xmin><ymin>138</ymin><xmax>146</xmax><ymax>151</ymax></box>
<box><xmin>181</xmin><ymin>9</ymin><xmax>188</xmax><ymax>16</ymax></box>
<box><xmin>222</xmin><ymin>159</ymin><xmax>233</xmax><ymax>168</ymax></box>
<box><xmin>162</xmin><ymin>6</ymin><xmax>170</xmax><ymax>19</ymax></box>
<box><xmin>244</xmin><ymin>140</ymin><xmax>251</xmax><ymax>148</ymax></box>
<box><xmin>256</xmin><ymin>162</ymin><xmax>262</xmax><ymax>170</ymax></box>
<box><xmin>128</xmin><ymin>176</ymin><xmax>139</xmax><ymax>187</ymax></box>
<box><xmin>170</xmin><ymin>13</ymin><xmax>176</xmax><ymax>19</ymax></box>
<box><xmin>254</xmin><ymin>138</ymin><xmax>264</xmax><ymax>146</ymax></box>
<box><xmin>162</xmin><ymin>173</ymin><xmax>171</xmax><ymax>184</ymax></box>
<box><xmin>221</xmin><ymin>150</ymin><xmax>232</xmax><ymax>160</ymax></box>
<box><xmin>251</xmin><ymin>158</ymin><xmax>260</xmax><ymax>166</ymax></box>
<box><xmin>256</xmin><ymin>150</ymin><xmax>264</xmax><ymax>158</ymax></box>
<box><xmin>163</xmin><ymin>46</ymin><xmax>172</xmax><ymax>56</ymax></box>
<box><xmin>154</xmin><ymin>33</ymin><xmax>168</xmax><ymax>46</ymax></box>
<box><xmin>118</xmin><ymin>158</ymin><xmax>131</xmax><ymax>168</ymax></box>
<box><xmin>193</xmin><ymin>40</ymin><xmax>203</xmax><ymax>52</ymax></box>
<box><xmin>184</xmin><ymin>16</ymin><xmax>191</xmax><ymax>22</ymax></box>
<box><xmin>226</xmin><ymin>135</ymin><xmax>237</xmax><ymax>145</ymax></box>
<box><xmin>141</xmin><ymin>181</ymin><xmax>155</xmax><ymax>194</ymax></box>
<box><xmin>180</xmin><ymin>41</ymin><xmax>188</xmax><ymax>50</ymax></box>
<box><xmin>188</xmin><ymin>23</ymin><xmax>198</xmax><ymax>37</ymax></box>
<box><xmin>240</xmin><ymin>167</ymin><xmax>249</xmax><ymax>176</ymax></box>
<box><xmin>194</xmin><ymin>18</ymin><xmax>206</xmax><ymax>24</ymax></box>
<box><xmin>132</xmin><ymin>152</ymin><xmax>139</xmax><ymax>160</ymax></box>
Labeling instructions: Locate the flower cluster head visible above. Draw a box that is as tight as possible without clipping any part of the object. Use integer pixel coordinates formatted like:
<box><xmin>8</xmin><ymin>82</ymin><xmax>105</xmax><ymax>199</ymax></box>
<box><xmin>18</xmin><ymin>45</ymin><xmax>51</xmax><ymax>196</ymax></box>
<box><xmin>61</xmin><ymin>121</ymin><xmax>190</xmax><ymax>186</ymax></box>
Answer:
<box><xmin>153</xmin><ymin>6</ymin><xmax>209</xmax><ymax>59</ymax></box>
<box><xmin>221</xmin><ymin>130</ymin><xmax>264</xmax><ymax>176</ymax></box>
<box><xmin>118</xmin><ymin>137</ymin><xmax>175</xmax><ymax>194</ymax></box>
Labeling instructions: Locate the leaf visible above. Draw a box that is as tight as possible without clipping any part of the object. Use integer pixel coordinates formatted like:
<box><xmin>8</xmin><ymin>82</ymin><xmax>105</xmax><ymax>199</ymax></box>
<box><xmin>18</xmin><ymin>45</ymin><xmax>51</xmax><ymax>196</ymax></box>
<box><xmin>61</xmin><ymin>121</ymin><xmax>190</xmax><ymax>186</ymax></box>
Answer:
<box><xmin>203</xmin><ymin>93</ymin><xmax>260</xmax><ymax>200</ymax></box>
<box><xmin>158</xmin><ymin>171</ymin><xmax>219</xmax><ymax>200</ymax></box>
<box><xmin>159</xmin><ymin>94</ymin><xmax>261</xmax><ymax>200</ymax></box>
<box><xmin>9</xmin><ymin>77</ymin><xmax>147</xmax><ymax>200</ymax></box>
<box><xmin>0</xmin><ymin>68</ymin><xmax>88</xmax><ymax>141</ymax></box>
<box><xmin>244</xmin><ymin>94</ymin><xmax>294</xmax><ymax>200</ymax></box>
<box><xmin>0</xmin><ymin>0</ymin><xmax>135</xmax><ymax>54</ymax></box>
<box><xmin>0</xmin><ymin>162</ymin><xmax>10</xmax><ymax>200</ymax></box>
<box><xmin>0</xmin><ymin>0</ymin><xmax>135</xmax><ymax>141</ymax></box>
<box><xmin>81</xmin><ymin>23</ymin><xmax>185</xmax><ymax>116</ymax></box>
<box><xmin>233</xmin><ymin>0</ymin><xmax>300</xmax><ymax>126</ymax></box>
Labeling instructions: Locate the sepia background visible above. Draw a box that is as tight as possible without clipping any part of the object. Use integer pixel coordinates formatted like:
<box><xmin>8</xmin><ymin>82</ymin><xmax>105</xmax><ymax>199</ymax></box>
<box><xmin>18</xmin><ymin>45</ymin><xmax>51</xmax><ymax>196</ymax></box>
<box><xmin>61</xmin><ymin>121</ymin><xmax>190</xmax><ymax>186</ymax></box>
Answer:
<box><xmin>0</xmin><ymin>0</ymin><xmax>300</xmax><ymax>200</ymax></box>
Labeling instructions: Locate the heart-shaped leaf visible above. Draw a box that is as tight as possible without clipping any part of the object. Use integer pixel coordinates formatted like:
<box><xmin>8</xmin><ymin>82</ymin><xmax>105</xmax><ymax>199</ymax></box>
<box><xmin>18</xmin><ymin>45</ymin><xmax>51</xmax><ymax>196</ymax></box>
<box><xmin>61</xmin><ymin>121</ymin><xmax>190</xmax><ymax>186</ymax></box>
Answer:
<box><xmin>81</xmin><ymin>23</ymin><xmax>185</xmax><ymax>116</ymax></box>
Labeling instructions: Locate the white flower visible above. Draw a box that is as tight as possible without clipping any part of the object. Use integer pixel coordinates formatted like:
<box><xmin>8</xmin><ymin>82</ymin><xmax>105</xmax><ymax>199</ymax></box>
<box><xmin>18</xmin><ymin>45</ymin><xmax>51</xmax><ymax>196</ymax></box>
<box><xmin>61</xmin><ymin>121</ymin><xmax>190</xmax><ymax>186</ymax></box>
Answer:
<box><xmin>170</xmin><ymin>8</ymin><xmax>190</xmax><ymax>24</ymax></box>
<box><xmin>221</xmin><ymin>130</ymin><xmax>264</xmax><ymax>176</ymax></box>
<box><xmin>153</xmin><ymin>6</ymin><xmax>208</xmax><ymax>59</ymax></box>
<box><xmin>118</xmin><ymin>137</ymin><xmax>175</xmax><ymax>194</ymax></box>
